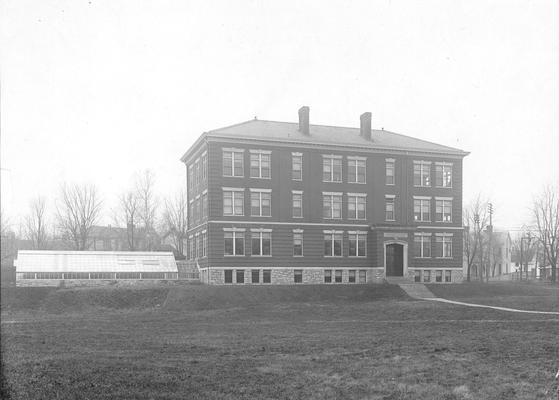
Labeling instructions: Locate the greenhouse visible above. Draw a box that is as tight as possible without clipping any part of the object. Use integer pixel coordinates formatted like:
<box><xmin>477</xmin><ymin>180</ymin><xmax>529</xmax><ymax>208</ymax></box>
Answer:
<box><xmin>15</xmin><ymin>250</ymin><xmax>178</xmax><ymax>285</ymax></box>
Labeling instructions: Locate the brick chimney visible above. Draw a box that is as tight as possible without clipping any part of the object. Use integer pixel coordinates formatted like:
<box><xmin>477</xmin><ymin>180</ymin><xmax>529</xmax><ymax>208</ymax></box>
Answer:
<box><xmin>298</xmin><ymin>106</ymin><xmax>310</xmax><ymax>135</ymax></box>
<box><xmin>360</xmin><ymin>112</ymin><xmax>372</xmax><ymax>141</ymax></box>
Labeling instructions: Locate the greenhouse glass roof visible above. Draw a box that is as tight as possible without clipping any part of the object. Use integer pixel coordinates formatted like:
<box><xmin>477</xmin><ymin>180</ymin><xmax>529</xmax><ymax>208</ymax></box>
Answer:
<box><xmin>14</xmin><ymin>251</ymin><xmax>178</xmax><ymax>273</ymax></box>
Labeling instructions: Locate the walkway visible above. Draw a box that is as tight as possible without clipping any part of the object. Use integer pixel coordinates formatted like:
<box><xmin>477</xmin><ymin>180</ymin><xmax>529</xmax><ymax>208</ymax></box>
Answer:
<box><xmin>398</xmin><ymin>283</ymin><xmax>559</xmax><ymax>316</ymax></box>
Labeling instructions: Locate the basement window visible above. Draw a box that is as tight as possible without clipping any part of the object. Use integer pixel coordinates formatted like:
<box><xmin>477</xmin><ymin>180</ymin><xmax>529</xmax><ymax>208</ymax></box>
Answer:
<box><xmin>335</xmin><ymin>270</ymin><xmax>343</xmax><ymax>283</ymax></box>
<box><xmin>294</xmin><ymin>269</ymin><xmax>303</xmax><ymax>283</ymax></box>
<box><xmin>324</xmin><ymin>269</ymin><xmax>332</xmax><ymax>283</ymax></box>
<box><xmin>263</xmin><ymin>269</ymin><xmax>271</xmax><ymax>284</ymax></box>
<box><xmin>252</xmin><ymin>270</ymin><xmax>260</xmax><ymax>284</ymax></box>
<box><xmin>435</xmin><ymin>270</ymin><xmax>443</xmax><ymax>282</ymax></box>
<box><xmin>445</xmin><ymin>270</ymin><xmax>452</xmax><ymax>283</ymax></box>
<box><xmin>348</xmin><ymin>270</ymin><xmax>356</xmax><ymax>283</ymax></box>
<box><xmin>224</xmin><ymin>270</ymin><xmax>233</xmax><ymax>284</ymax></box>
<box><xmin>236</xmin><ymin>270</ymin><xmax>245</xmax><ymax>284</ymax></box>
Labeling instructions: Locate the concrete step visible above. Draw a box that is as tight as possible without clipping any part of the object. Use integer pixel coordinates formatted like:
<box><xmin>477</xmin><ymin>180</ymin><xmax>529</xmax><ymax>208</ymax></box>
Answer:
<box><xmin>398</xmin><ymin>283</ymin><xmax>437</xmax><ymax>299</ymax></box>
<box><xmin>384</xmin><ymin>276</ymin><xmax>413</xmax><ymax>284</ymax></box>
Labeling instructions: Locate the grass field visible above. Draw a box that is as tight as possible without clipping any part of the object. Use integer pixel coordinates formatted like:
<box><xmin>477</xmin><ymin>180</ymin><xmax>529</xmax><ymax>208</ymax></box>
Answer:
<box><xmin>1</xmin><ymin>283</ymin><xmax>558</xmax><ymax>399</ymax></box>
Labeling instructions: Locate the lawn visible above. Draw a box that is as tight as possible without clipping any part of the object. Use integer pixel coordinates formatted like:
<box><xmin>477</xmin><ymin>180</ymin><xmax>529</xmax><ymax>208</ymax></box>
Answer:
<box><xmin>1</xmin><ymin>283</ymin><xmax>558</xmax><ymax>399</ymax></box>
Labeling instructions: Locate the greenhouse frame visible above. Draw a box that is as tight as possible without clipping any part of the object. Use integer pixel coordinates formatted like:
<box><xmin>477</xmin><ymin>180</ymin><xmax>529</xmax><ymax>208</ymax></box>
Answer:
<box><xmin>15</xmin><ymin>250</ymin><xmax>179</xmax><ymax>285</ymax></box>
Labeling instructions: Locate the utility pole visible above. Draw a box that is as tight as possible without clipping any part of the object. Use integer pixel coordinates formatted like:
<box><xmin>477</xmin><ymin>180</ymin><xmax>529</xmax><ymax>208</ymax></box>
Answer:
<box><xmin>487</xmin><ymin>203</ymin><xmax>493</xmax><ymax>279</ymax></box>
<box><xmin>474</xmin><ymin>213</ymin><xmax>482</xmax><ymax>282</ymax></box>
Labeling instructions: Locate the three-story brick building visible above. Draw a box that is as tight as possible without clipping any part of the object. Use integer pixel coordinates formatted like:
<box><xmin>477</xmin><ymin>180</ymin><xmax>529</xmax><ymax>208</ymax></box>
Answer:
<box><xmin>180</xmin><ymin>107</ymin><xmax>468</xmax><ymax>284</ymax></box>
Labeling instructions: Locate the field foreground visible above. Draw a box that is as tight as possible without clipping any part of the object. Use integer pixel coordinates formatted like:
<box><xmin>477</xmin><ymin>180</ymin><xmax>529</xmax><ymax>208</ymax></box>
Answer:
<box><xmin>1</xmin><ymin>283</ymin><xmax>558</xmax><ymax>399</ymax></box>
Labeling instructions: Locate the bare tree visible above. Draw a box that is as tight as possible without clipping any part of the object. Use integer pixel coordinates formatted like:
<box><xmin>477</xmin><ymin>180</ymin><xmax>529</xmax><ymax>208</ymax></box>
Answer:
<box><xmin>532</xmin><ymin>185</ymin><xmax>559</xmax><ymax>283</ymax></box>
<box><xmin>463</xmin><ymin>196</ymin><xmax>490</xmax><ymax>282</ymax></box>
<box><xmin>135</xmin><ymin>170</ymin><xmax>158</xmax><ymax>250</ymax></box>
<box><xmin>162</xmin><ymin>189</ymin><xmax>188</xmax><ymax>256</ymax></box>
<box><xmin>0</xmin><ymin>208</ymin><xmax>17</xmax><ymax>265</ymax></box>
<box><xmin>24</xmin><ymin>196</ymin><xmax>49</xmax><ymax>249</ymax></box>
<box><xmin>56</xmin><ymin>183</ymin><xmax>103</xmax><ymax>250</ymax></box>
<box><xmin>113</xmin><ymin>191</ymin><xmax>141</xmax><ymax>251</ymax></box>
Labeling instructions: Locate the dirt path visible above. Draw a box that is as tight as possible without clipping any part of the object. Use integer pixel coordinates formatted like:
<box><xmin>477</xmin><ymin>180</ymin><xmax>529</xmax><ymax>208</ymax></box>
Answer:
<box><xmin>423</xmin><ymin>296</ymin><xmax>559</xmax><ymax>315</ymax></box>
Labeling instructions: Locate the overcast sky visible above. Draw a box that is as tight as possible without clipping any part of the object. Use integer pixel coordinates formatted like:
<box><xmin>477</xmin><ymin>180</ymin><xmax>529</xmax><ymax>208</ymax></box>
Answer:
<box><xmin>1</xmin><ymin>0</ymin><xmax>558</xmax><ymax>233</ymax></box>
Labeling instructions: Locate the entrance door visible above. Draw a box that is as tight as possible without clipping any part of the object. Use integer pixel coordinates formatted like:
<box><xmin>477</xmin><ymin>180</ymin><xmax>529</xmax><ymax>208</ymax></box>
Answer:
<box><xmin>386</xmin><ymin>243</ymin><xmax>404</xmax><ymax>276</ymax></box>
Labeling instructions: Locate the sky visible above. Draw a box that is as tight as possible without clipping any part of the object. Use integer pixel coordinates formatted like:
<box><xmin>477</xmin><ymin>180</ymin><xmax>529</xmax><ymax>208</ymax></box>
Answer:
<box><xmin>1</xmin><ymin>0</ymin><xmax>558</xmax><ymax>233</ymax></box>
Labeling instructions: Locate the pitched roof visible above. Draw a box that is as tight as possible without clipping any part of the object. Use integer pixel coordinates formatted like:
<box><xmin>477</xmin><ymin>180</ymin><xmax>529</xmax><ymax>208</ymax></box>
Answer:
<box><xmin>204</xmin><ymin>119</ymin><xmax>468</xmax><ymax>156</ymax></box>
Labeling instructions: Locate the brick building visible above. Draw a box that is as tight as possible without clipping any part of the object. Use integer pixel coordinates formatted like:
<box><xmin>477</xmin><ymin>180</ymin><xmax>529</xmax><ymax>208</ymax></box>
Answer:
<box><xmin>180</xmin><ymin>107</ymin><xmax>468</xmax><ymax>285</ymax></box>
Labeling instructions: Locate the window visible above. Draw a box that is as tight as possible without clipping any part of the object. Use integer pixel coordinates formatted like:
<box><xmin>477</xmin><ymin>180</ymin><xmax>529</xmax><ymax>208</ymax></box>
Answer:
<box><xmin>224</xmin><ymin>270</ymin><xmax>233</xmax><ymax>283</ymax></box>
<box><xmin>224</xmin><ymin>230</ymin><xmax>245</xmax><ymax>256</ymax></box>
<box><xmin>414</xmin><ymin>233</ymin><xmax>431</xmax><ymax>258</ymax></box>
<box><xmin>251</xmin><ymin>190</ymin><xmax>271</xmax><ymax>217</ymax></box>
<box><xmin>202</xmin><ymin>231</ymin><xmax>207</xmax><ymax>258</ymax></box>
<box><xmin>414</xmin><ymin>270</ymin><xmax>422</xmax><ymax>282</ymax></box>
<box><xmin>292</xmin><ymin>191</ymin><xmax>303</xmax><ymax>218</ymax></box>
<box><xmin>292</xmin><ymin>153</ymin><xmax>302</xmax><ymax>180</ymax></box>
<box><xmin>324</xmin><ymin>231</ymin><xmax>343</xmax><ymax>257</ymax></box>
<box><xmin>236</xmin><ymin>270</ymin><xmax>245</xmax><ymax>284</ymax></box>
<box><xmin>201</xmin><ymin>153</ymin><xmax>207</xmax><ymax>182</ymax></box>
<box><xmin>348</xmin><ymin>231</ymin><xmax>366</xmax><ymax>257</ymax></box>
<box><xmin>423</xmin><ymin>270</ymin><xmax>431</xmax><ymax>283</ymax></box>
<box><xmin>250</xmin><ymin>150</ymin><xmax>271</xmax><ymax>179</ymax></box>
<box><xmin>348</xmin><ymin>270</ymin><xmax>356</xmax><ymax>283</ymax></box>
<box><xmin>323</xmin><ymin>193</ymin><xmax>342</xmax><ymax>219</ymax></box>
<box><xmin>116</xmin><ymin>272</ymin><xmax>141</xmax><ymax>279</ymax></box>
<box><xmin>413</xmin><ymin>161</ymin><xmax>431</xmax><ymax>187</ymax></box>
<box><xmin>435</xmin><ymin>235</ymin><xmax>453</xmax><ymax>258</ymax></box>
<box><xmin>436</xmin><ymin>270</ymin><xmax>443</xmax><ymax>282</ymax></box>
<box><xmin>359</xmin><ymin>270</ymin><xmax>367</xmax><ymax>283</ymax></box>
<box><xmin>223</xmin><ymin>149</ymin><xmax>244</xmax><ymax>177</ymax></box>
<box><xmin>252</xmin><ymin>270</ymin><xmax>260</xmax><ymax>284</ymax></box>
<box><xmin>324</xmin><ymin>269</ymin><xmax>332</xmax><ymax>283</ymax></box>
<box><xmin>189</xmin><ymin>236</ymin><xmax>195</xmax><ymax>259</ymax></box>
<box><xmin>251</xmin><ymin>230</ymin><xmax>271</xmax><ymax>256</ymax></box>
<box><xmin>348</xmin><ymin>157</ymin><xmax>366</xmax><ymax>183</ymax></box>
<box><xmin>263</xmin><ymin>270</ymin><xmax>271</xmax><ymax>283</ymax></box>
<box><xmin>335</xmin><ymin>270</ymin><xmax>343</xmax><ymax>283</ymax></box>
<box><xmin>223</xmin><ymin>189</ymin><xmax>244</xmax><ymax>216</ymax></box>
<box><xmin>445</xmin><ymin>270</ymin><xmax>452</xmax><ymax>282</ymax></box>
<box><xmin>385</xmin><ymin>196</ymin><xmax>395</xmax><ymax>221</ymax></box>
<box><xmin>348</xmin><ymin>194</ymin><xmax>366</xmax><ymax>219</ymax></box>
<box><xmin>194</xmin><ymin>160</ymin><xmax>200</xmax><ymax>187</ymax></box>
<box><xmin>386</xmin><ymin>159</ymin><xmax>395</xmax><ymax>185</ymax></box>
<box><xmin>323</xmin><ymin>155</ymin><xmax>342</xmax><ymax>182</ymax></box>
<box><xmin>190</xmin><ymin>200</ymin><xmax>197</xmax><ymax>224</ymax></box>
<box><xmin>293</xmin><ymin>231</ymin><xmax>303</xmax><ymax>256</ymax></box>
<box><xmin>89</xmin><ymin>272</ymin><xmax>113</xmax><ymax>280</ymax></box>
<box><xmin>435</xmin><ymin>198</ymin><xmax>452</xmax><ymax>222</ymax></box>
<box><xmin>196</xmin><ymin>233</ymin><xmax>202</xmax><ymax>258</ymax></box>
<box><xmin>435</xmin><ymin>163</ymin><xmax>453</xmax><ymax>188</ymax></box>
<box><xmin>192</xmin><ymin>236</ymin><xmax>198</xmax><ymax>259</ymax></box>
<box><xmin>141</xmin><ymin>272</ymin><xmax>166</xmax><ymax>279</ymax></box>
<box><xmin>36</xmin><ymin>272</ymin><xmax>64</xmax><ymax>279</ymax></box>
<box><xmin>201</xmin><ymin>192</ymin><xmax>208</xmax><ymax>220</ymax></box>
<box><xmin>413</xmin><ymin>198</ymin><xmax>431</xmax><ymax>222</ymax></box>
<box><xmin>294</xmin><ymin>270</ymin><xmax>303</xmax><ymax>283</ymax></box>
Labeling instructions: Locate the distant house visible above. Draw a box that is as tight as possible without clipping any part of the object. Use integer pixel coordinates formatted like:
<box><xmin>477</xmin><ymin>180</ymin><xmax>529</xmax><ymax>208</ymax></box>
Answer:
<box><xmin>490</xmin><ymin>231</ymin><xmax>512</xmax><ymax>277</ymax></box>
<box><xmin>87</xmin><ymin>225</ymin><xmax>161</xmax><ymax>252</ymax></box>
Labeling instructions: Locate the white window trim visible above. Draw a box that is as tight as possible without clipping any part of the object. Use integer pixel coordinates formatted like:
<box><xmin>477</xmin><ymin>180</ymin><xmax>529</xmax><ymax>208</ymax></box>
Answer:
<box><xmin>251</xmin><ymin>231</ymin><xmax>272</xmax><ymax>257</ymax></box>
<box><xmin>385</xmin><ymin>194</ymin><xmax>396</xmax><ymax>199</ymax></box>
<box><xmin>222</xmin><ymin>149</ymin><xmax>244</xmax><ymax>177</ymax></box>
<box><xmin>224</xmin><ymin>230</ymin><xmax>245</xmax><ymax>256</ymax></box>
<box><xmin>348</xmin><ymin>231</ymin><xmax>367</xmax><ymax>257</ymax></box>
<box><xmin>250</xmin><ymin>151</ymin><xmax>272</xmax><ymax>179</ymax></box>
<box><xmin>413</xmin><ymin>198</ymin><xmax>431</xmax><ymax>222</ymax></box>
<box><xmin>250</xmin><ymin>190</ymin><xmax>272</xmax><ymax>217</ymax></box>
<box><xmin>323</xmin><ymin>230</ymin><xmax>343</xmax><ymax>257</ymax></box>
<box><xmin>293</xmin><ymin>232</ymin><xmax>304</xmax><ymax>257</ymax></box>
<box><xmin>323</xmin><ymin>193</ymin><xmax>343</xmax><ymax>219</ymax></box>
<box><xmin>292</xmin><ymin>191</ymin><xmax>303</xmax><ymax>218</ymax></box>
<box><xmin>347</xmin><ymin>194</ymin><xmax>367</xmax><ymax>220</ymax></box>
<box><xmin>414</xmin><ymin>233</ymin><xmax>432</xmax><ymax>258</ymax></box>
<box><xmin>223</xmin><ymin>189</ymin><xmax>244</xmax><ymax>216</ymax></box>
<box><xmin>223</xmin><ymin>227</ymin><xmax>246</xmax><ymax>232</ymax></box>
<box><xmin>250</xmin><ymin>228</ymin><xmax>273</xmax><ymax>233</ymax></box>
<box><xmin>347</xmin><ymin>157</ymin><xmax>366</xmax><ymax>184</ymax></box>
<box><xmin>322</xmin><ymin>155</ymin><xmax>343</xmax><ymax>182</ymax></box>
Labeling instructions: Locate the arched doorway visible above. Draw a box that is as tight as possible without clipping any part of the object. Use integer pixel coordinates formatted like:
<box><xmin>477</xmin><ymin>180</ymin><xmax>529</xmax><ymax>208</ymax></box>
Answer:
<box><xmin>384</xmin><ymin>241</ymin><xmax>407</xmax><ymax>277</ymax></box>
